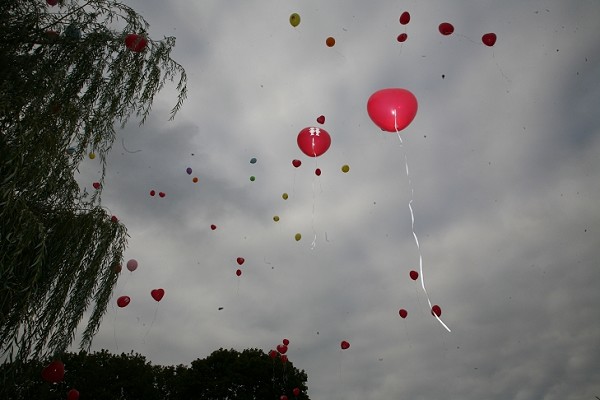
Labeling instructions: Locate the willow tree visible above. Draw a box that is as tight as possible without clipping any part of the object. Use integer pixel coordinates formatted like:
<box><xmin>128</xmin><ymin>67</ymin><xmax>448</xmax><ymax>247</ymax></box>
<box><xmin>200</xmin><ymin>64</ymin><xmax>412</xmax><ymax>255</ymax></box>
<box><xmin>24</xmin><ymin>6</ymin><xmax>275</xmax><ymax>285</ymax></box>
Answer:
<box><xmin>0</xmin><ymin>0</ymin><xmax>187</xmax><ymax>364</ymax></box>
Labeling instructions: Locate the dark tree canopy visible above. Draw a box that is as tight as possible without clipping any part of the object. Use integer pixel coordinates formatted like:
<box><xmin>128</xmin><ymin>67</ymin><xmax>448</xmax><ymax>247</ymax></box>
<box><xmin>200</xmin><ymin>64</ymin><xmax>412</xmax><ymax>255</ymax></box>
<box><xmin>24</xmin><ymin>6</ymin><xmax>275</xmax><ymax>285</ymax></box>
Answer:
<box><xmin>0</xmin><ymin>348</ymin><xmax>311</xmax><ymax>400</ymax></box>
<box><xmin>0</xmin><ymin>0</ymin><xmax>187</xmax><ymax>366</ymax></box>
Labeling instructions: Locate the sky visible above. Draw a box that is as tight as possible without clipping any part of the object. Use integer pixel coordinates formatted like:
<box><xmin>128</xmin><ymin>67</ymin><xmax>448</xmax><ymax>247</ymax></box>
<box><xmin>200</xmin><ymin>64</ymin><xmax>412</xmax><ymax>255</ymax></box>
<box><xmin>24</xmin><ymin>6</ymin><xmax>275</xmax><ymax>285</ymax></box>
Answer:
<box><xmin>73</xmin><ymin>0</ymin><xmax>600</xmax><ymax>399</ymax></box>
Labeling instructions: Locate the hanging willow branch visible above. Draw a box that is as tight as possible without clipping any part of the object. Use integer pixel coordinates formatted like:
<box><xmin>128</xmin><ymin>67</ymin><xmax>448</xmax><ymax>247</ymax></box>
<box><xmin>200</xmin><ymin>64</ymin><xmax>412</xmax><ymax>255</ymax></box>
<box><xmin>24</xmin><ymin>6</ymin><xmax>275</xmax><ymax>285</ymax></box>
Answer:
<box><xmin>0</xmin><ymin>0</ymin><xmax>187</xmax><ymax>364</ymax></box>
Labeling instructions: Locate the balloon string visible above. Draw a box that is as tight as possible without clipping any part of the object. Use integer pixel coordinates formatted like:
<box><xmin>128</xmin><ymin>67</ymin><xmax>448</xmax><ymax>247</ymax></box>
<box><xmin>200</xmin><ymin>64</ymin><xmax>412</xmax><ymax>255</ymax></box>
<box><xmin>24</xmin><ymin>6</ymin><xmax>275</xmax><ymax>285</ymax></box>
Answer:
<box><xmin>395</xmin><ymin>129</ymin><xmax>451</xmax><ymax>332</ymax></box>
<box><xmin>142</xmin><ymin>304</ymin><xmax>159</xmax><ymax>344</ymax></box>
<box><xmin>311</xmin><ymin>156</ymin><xmax>318</xmax><ymax>250</ymax></box>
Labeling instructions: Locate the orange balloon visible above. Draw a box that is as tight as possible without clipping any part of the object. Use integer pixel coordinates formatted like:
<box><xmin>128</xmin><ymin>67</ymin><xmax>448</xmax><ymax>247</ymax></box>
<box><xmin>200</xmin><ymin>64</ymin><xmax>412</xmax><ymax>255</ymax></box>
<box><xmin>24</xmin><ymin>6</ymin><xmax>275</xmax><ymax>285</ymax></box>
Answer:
<box><xmin>326</xmin><ymin>37</ymin><xmax>336</xmax><ymax>47</ymax></box>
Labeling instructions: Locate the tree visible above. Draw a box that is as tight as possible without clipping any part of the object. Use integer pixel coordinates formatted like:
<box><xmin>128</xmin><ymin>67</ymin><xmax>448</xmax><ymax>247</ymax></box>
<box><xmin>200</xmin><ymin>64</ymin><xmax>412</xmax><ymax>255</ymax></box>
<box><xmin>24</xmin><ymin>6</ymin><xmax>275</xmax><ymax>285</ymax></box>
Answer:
<box><xmin>0</xmin><ymin>0</ymin><xmax>187</xmax><ymax>369</ymax></box>
<box><xmin>0</xmin><ymin>348</ymin><xmax>311</xmax><ymax>400</ymax></box>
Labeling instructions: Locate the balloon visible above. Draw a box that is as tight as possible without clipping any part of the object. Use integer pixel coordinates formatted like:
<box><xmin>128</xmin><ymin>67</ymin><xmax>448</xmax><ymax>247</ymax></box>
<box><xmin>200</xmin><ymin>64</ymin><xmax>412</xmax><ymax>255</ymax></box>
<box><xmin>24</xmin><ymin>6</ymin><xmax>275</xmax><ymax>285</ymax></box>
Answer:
<box><xmin>316</xmin><ymin>115</ymin><xmax>325</xmax><ymax>124</ymax></box>
<box><xmin>341</xmin><ymin>164</ymin><xmax>350</xmax><ymax>173</ymax></box>
<box><xmin>113</xmin><ymin>263</ymin><xmax>122</xmax><ymax>273</ymax></box>
<box><xmin>236</xmin><ymin>269</ymin><xmax>242</xmax><ymax>277</ymax></box>
<box><xmin>192</xmin><ymin>177</ymin><xmax>199</xmax><ymax>183</ymax></box>
<box><xmin>280</xmin><ymin>354</ymin><xmax>288</xmax><ymax>363</ymax></box>
<box><xmin>315</xmin><ymin>168</ymin><xmax>321</xmax><ymax>176</ymax></box>
<box><xmin>409</xmin><ymin>270</ymin><xmax>419</xmax><ymax>280</ymax></box>
<box><xmin>282</xmin><ymin>193</ymin><xmax>289</xmax><ymax>200</ymax></box>
<box><xmin>297</xmin><ymin>127</ymin><xmax>331</xmax><ymax>157</ymax></box>
<box><xmin>159</xmin><ymin>192</ymin><xmax>166</xmax><ymax>197</ymax></box>
<box><xmin>367</xmin><ymin>88</ymin><xmax>418</xmax><ymax>132</ymax></box>
<box><xmin>41</xmin><ymin>360</ymin><xmax>64</xmax><ymax>383</ymax></box>
<box><xmin>399</xmin><ymin>309</ymin><xmax>408</xmax><ymax>319</ymax></box>
<box><xmin>281</xmin><ymin>396</ymin><xmax>288</xmax><ymax>400</ymax></box>
<box><xmin>46</xmin><ymin>0</ymin><xmax>58</xmax><ymax>6</ymax></box>
<box><xmin>397</xmin><ymin>33</ymin><xmax>408</xmax><ymax>42</ymax></box>
<box><xmin>237</xmin><ymin>257</ymin><xmax>245</xmax><ymax>265</ymax></box>
<box><xmin>117</xmin><ymin>296</ymin><xmax>130</xmax><ymax>307</ymax></box>
<box><xmin>277</xmin><ymin>344</ymin><xmax>288</xmax><ymax>354</ymax></box>
<box><xmin>340</xmin><ymin>340</ymin><xmax>350</xmax><ymax>350</ymax></box>
<box><xmin>250</xmin><ymin>157</ymin><xmax>257</xmax><ymax>164</ymax></box>
<box><xmin>92</xmin><ymin>182</ymin><xmax>100</xmax><ymax>190</ymax></box>
<box><xmin>150</xmin><ymin>190</ymin><xmax>156</xmax><ymax>196</ymax></box>
<box><xmin>292</xmin><ymin>159</ymin><xmax>302</xmax><ymax>168</ymax></box>
<box><xmin>269</xmin><ymin>350</ymin><xmax>278</xmax><ymax>359</ymax></box>
<box><xmin>89</xmin><ymin>152</ymin><xmax>96</xmax><ymax>159</ymax></box>
<box><xmin>289</xmin><ymin>13</ymin><xmax>301</xmax><ymax>27</ymax></box>
<box><xmin>431</xmin><ymin>305</ymin><xmax>442</xmax><ymax>317</ymax></box>
<box><xmin>399</xmin><ymin>11</ymin><xmax>411</xmax><ymax>25</ymax></box>
<box><xmin>439</xmin><ymin>22</ymin><xmax>454</xmax><ymax>35</ymax></box>
<box><xmin>151</xmin><ymin>288</ymin><xmax>165</xmax><ymax>302</ymax></box>
<box><xmin>482</xmin><ymin>32</ymin><xmax>497</xmax><ymax>47</ymax></box>
<box><xmin>282</xmin><ymin>338</ymin><xmax>290</xmax><ymax>345</ymax></box>
<box><xmin>249</xmin><ymin>176</ymin><xmax>256</xmax><ymax>181</ymax></box>
<box><xmin>186</xmin><ymin>167</ymin><xmax>192</xmax><ymax>175</ymax></box>
<box><xmin>210</xmin><ymin>224</ymin><xmax>217</xmax><ymax>230</ymax></box>
<box><xmin>273</xmin><ymin>215</ymin><xmax>280</xmax><ymax>222</ymax></box>
<box><xmin>125</xmin><ymin>33</ymin><xmax>148</xmax><ymax>52</ymax></box>
<box><xmin>293</xmin><ymin>388</ymin><xmax>301</xmax><ymax>397</ymax></box>
<box><xmin>126</xmin><ymin>259</ymin><xmax>138</xmax><ymax>272</ymax></box>
<box><xmin>67</xmin><ymin>388</ymin><xmax>80</xmax><ymax>400</ymax></box>
<box><xmin>326</xmin><ymin>37</ymin><xmax>336</xmax><ymax>47</ymax></box>
<box><xmin>294</xmin><ymin>233</ymin><xmax>301</xmax><ymax>241</ymax></box>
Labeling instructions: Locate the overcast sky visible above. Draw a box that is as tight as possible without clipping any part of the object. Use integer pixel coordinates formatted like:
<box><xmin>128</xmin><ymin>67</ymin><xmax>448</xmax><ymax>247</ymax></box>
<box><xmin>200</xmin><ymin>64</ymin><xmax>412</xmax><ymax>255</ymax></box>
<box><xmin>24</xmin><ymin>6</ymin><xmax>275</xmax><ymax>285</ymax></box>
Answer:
<box><xmin>74</xmin><ymin>0</ymin><xmax>600</xmax><ymax>399</ymax></box>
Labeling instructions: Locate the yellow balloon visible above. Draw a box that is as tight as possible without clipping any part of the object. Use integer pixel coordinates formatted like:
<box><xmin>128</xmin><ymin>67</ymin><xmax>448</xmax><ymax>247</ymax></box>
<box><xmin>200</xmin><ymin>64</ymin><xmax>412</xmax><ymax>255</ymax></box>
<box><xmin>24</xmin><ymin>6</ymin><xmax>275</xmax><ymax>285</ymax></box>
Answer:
<box><xmin>289</xmin><ymin>13</ymin><xmax>301</xmax><ymax>27</ymax></box>
<box><xmin>341</xmin><ymin>164</ymin><xmax>350</xmax><ymax>173</ymax></box>
<box><xmin>294</xmin><ymin>233</ymin><xmax>302</xmax><ymax>241</ymax></box>
<box><xmin>89</xmin><ymin>152</ymin><xmax>96</xmax><ymax>159</ymax></box>
<box><xmin>282</xmin><ymin>193</ymin><xmax>289</xmax><ymax>200</ymax></box>
<box><xmin>273</xmin><ymin>216</ymin><xmax>280</xmax><ymax>222</ymax></box>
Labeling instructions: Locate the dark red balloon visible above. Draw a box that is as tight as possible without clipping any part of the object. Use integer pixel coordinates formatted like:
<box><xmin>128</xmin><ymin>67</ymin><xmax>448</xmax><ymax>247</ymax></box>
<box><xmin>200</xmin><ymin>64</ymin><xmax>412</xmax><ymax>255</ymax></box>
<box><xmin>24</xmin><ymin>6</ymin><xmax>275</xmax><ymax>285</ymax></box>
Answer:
<box><xmin>397</xmin><ymin>33</ymin><xmax>408</xmax><ymax>42</ymax></box>
<box><xmin>237</xmin><ymin>257</ymin><xmax>245</xmax><ymax>265</ymax></box>
<box><xmin>41</xmin><ymin>360</ymin><xmax>64</xmax><ymax>383</ymax></box>
<box><xmin>482</xmin><ymin>32</ymin><xmax>497</xmax><ymax>47</ymax></box>
<box><xmin>399</xmin><ymin>308</ymin><xmax>408</xmax><ymax>319</ymax></box>
<box><xmin>315</xmin><ymin>168</ymin><xmax>321</xmax><ymax>176</ymax></box>
<box><xmin>292</xmin><ymin>159</ymin><xmax>302</xmax><ymax>168</ymax></box>
<box><xmin>431</xmin><ymin>305</ymin><xmax>442</xmax><ymax>317</ymax></box>
<box><xmin>269</xmin><ymin>349</ymin><xmax>278</xmax><ymax>359</ymax></box>
<box><xmin>117</xmin><ymin>296</ymin><xmax>130</xmax><ymax>308</ymax></box>
<box><xmin>409</xmin><ymin>270</ymin><xmax>419</xmax><ymax>280</ymax></box>
<box><xmin>280</xmin><ymin>354</ymin><xmax>288</xmax><ymax>364</ymax></box>
<box><xmin>67</xmin><ymin>388</ymin><xmax>80</xmax><ymax>400</ymax></box>
<box><xmin>277</xmin><ymin>344</ymin><xmax>288</xmax><ymax>354</ymax></box>
<box><xmin>151</xmin><ymin>288</ymin><xmax>165</xmax><ymax>302</ymax></box>
<box><xmin>293</xmin><ymin>388</ymin><xmax>301</xmax><ymax>397</ymax></box>
<box><xmin>159</xmin><ymin>192</ymin><xmax>165</xmax><ymax>198</ymax></box>
<box><xmin>280</xmin><ymin>396</ymin><xmax>288</xmax><ymax>400</ymax></box>
<box><xmin>438</xmin><ymin>22</ymin><xmax>454</xmax><ymax>35</ymax></box>
<box><xmin>150</xmin><ymin>190</ymin><xmax>156</xmax><ymax>196</ymax></box>
<box><xmin>282</xmin><ymin>338</ymin><xmax>290</xmax><ymax>345</ymax></box>
<box><xmin>210</xmin><ymin>224</ymin><xmax>217</xmax><ymax>230</ymax></box>
<box><xmin>316</xmin><ymin>115</ymin><xmax>325</xmax><ymax>124</ymax></box>
<box><xmin>236</xmin><ymin>269</ymin><xmax>242</xmax><ymax>276</ymax></box>
<box><xmin>125</xmin><ymin>33</ymin><xmax>148</xmax><ymax>52</ymax></box>
<box><xmin>367</xmin><ymin>88</ymin><xmax>418</xmax><ymax>132</ymax></box>
<box><xmin>340</xmin><ymin>340</ymin><xmax>350</xmax><ymax>350</ymax></box>
<box><xmin>297</xmin><ymin>127</ymin><xmax>331</xmax><ymax>157</ymax></box>
<box><xmin>399</xmin><ymin>11</ymin><xmax>410</xmax><ymax>25</ymax></box>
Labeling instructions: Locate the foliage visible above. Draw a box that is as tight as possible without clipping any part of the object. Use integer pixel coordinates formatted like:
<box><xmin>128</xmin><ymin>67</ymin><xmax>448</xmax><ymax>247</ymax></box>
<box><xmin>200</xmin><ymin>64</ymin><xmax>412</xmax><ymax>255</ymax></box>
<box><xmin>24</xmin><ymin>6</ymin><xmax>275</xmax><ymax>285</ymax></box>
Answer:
<box><xmin>0</xmin><ymin>0</ymin><xmax>187</xmax><ymax>368</ymax></box>
<box><xmin>0</xmin><ymin>348</ymin><xmax>311</xmax><ymax>400</ymax></box>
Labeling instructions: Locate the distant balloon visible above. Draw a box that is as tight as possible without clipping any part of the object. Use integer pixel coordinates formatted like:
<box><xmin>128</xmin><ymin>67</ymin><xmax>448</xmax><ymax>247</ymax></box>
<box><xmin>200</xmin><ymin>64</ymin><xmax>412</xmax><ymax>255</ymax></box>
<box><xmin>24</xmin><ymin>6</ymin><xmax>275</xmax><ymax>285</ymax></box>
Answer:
<box><xmin>409</xmin><ymin>270</ymin><xmax>419</xmax><ymax>280</ymax></box>
<box><xmin>292</xmin><ymin>159</ymin><xmax>302</xmax><ymax>168</ymax></box>
<box><xmin>67</xmin><ymin>388</ymin><xmax>80</xmax><ymax>400</ymax></box>
<box><xmin>282</xmin><ymin>193</ymin><xmax>289</xmax><ymax>200</ymax></box>
<box><xmin>397</xmin><ymin>33</ymin><xmax>408</xmax><ymax>42</ymax></box>
<box><xmin>280</xmin><ymin>354</ymin><xmax>288</xmax><ymax>363</ymax></box>
<box><xmin>399</xmin><ymin>308</ymin><xmax>408</xmax><ymax>319</ymax></box>
<box><xmin>125</xmin><ymin>33</ymin><xmax>148</xmax><ymax>52</ymax></box>
<box><xmin>439</xmin><ymin>22</ymin><xmax>454</xmax><ymax>35</ymax></box>
<box><xmin>237</xmin><ymin>257</ymin><xmax>245</xmax><ymax>265</ymax></box>
<box><xmin>89</xmin><ymin>152</ymin><xmax>96</xmax><ymax>159</ymax></box>
<box><xmin>399</xmin><ymin>11</ymin><xmax>411</xmax><ymax>25</ymax></box>
<box><xmin>113</xmin><ymin>263</ymin><xmax>122</xmax><ymax>273</ymax></box>
<box><xmin>277</xmin><ymin>344</ymin><xmax>288</xmax><ymax>354</ymax></box>
<box><xmin>269</xmin><ymin>349</ymin><xmax>278</xmax><ymax>359</ymax></box>
<box><xmin>282</xmin><ymin>338</ymin><xmax>290</xmax><ymax>345</ymax></box>
<box><xmin>341</xmin><ymin>164</ymin><xmax>350</xmax><ymax>173</ymax></box>
<box><xmin>92</xmin><ymin>182</ymin><xmax>101</xmax><ymax>190</ymax></box>
<box><xmin>273</xmin><ymin>215</ymin><xmax>280</xmax><ymax>222</ymax></box>
<box><xmin>481</xmin><ymin>32</ymin><xmax>497</xmax><ymax>47</ymax></box>
<box><xmin>340</xmin><ymin>340</ymin><xmax>350</xmax><ymax>350</ymax></box>
<box><xmin>367</xmin><ymin>88</ymin><xmax>418</xmax><ymax>132</ymax></box>
<box><xmin>250</xmin><ymin>157</ymin><xmax>257</xmax><ymax>164</ymax></box>
<box><xmin>280</xmin><ymin>395</ymin><xmax>288</xmax><ymax>400</ymax></box>
<box><xmin>192</xmin><ymin>177</ymin><xmax>199</xmax><ymax>183</ymax></box>
<box><xmin>186</xmin><ymin>167</ymin><xmax>192</xmax><ymax>175</ymax></box>
<box><xmin>250</xmin><ymin>176</ymin><xmax>256</xmax><ymax>181</ymax></box>
<box><xmin>289</xmin><ymin>13</ymin><xmax>301</xmax><ymax>27</ymax></box>
<box><xmin>297</xmin><ymin>127</ymin><xmax>331</xmax><ymax>157</ymax></box>
<box><xmin>150</xmin><ymin>190</ymin><xmax>156</xmax><ymax>196</ymax></box>
<box><xmin>431</xmin><ymin>305</ymin><xmax>442</xmax><ymax>317</ymax></box>
<box><xmin>236</xmin><ymin>269</ymin><xmax>242</xmax><ymax>277</ymax></box>
<box><xmin>294</xmin><ymin>233</ymin><xmax>301</xmax><ymax>241</ymax></box>
<box><xmin>41</xmin><ymin>360</ymin><xmax>64</xmax><ymax>383</ymax></box>
<box><xmin>126</xmin><ymin>259</ymin><xmax>138</xmax><ymax>272</ymax></box>
<box><xmin>210</xmin><ymin>224</ymin><xmax>217</xmax><ymax>230</ymax></box>
<box><xmin>315</xmin><ymin>168</ymin><xmax>321</xmax><ymax>176</ymax></box>
<box><xmin>293</xmin><ymin>388</ymin><xmax>301</xmax><ymax>397</ymax></box>
<box><xmin>325</xmin><ymin>36</ymin><xmax>336</xmax><ymax>47</ymax></box>
<box><xmin>151</xmin><ymin>288</ymin><xmax>165</xmax><ymax>302</ymax></box>
<box><xmin>117</xmin><ymin>296</ymin><xmax>130</xmax><ymax>308</ymax></box>
<box><xmin>110</xmin><ymin>215</ymin><xmax>118</xmax><ymax>223</ymax></box>
<box><xmin>159</xmin><ymin>192</ymin><xmax>166</xmax><ymax>198</ymax></box>
<box><xmin>46</xmin><ymin>0</ymin><xmax>59</xmax><ymax>6</ymax></box>
<box><xmin>316</xmin><ymin>115</ymin><xmax>325</xmax><ymax>124</ymax></box>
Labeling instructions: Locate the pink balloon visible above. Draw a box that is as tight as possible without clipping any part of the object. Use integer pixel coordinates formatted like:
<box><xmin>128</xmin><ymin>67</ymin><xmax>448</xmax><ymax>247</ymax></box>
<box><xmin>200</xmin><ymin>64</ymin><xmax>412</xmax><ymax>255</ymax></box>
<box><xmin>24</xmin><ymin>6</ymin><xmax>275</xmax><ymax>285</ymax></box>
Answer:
<box><xmin>367</xmin><ymin>88</ymin><xmax>418</xmax><ymax>132</ymax></box>
<box><xmin>126</xmin><ymin>259</ymin><xmax>138</xmax><ymax>272</ymax></box>
<box><xmin>297</xmin><ymin>127</ymin><xmax>331</xmax><ymax>157</ymax></box>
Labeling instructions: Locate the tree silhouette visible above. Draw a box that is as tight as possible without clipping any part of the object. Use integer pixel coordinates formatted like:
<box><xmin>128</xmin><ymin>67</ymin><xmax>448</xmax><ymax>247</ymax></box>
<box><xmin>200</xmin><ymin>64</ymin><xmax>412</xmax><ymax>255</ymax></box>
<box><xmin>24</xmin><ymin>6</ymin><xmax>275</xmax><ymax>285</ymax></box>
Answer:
<box><xmin>0</xmin><ymin>0</ymin><xmax>187</xmax><ymax>366</ymax></box>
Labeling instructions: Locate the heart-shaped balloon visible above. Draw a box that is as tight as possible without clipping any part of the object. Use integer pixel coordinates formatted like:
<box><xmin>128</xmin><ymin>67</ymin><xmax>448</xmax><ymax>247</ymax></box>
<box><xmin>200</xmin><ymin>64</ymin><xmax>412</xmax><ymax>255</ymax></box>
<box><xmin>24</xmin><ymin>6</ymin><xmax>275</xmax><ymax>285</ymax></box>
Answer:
<box><xmin>367</xmin><ymin>88</ymin><xmax>418</xmax><ymax>132</ymax></box>
<box><xmin>276</xmin><ymin>344</ymin><xmax>288</xmax><ymax>354</ymax></box>
<box><xmin>316</xmin><ymin>115</ymin><xmax>325</xmax><ymax>124</ymax></box>
<box><xmin>236</xmin><ymin>257</ymin><xmax>245</xmax><ymax>265</ymax></box>
<box><xmin>151</xmin><ymin>288</ymin><xmax>165</xmax><ymax>302</ymax></box>
<box><xmin>124</xmin><ymin>33</ymin><xmax>148</xmax><ymax>52</ymax></box>
<box><xmin>340</xmin><ymin>340</ymin><xmax>350</xmax><ymax>350</ymax></box>
<box><xmin>297</xmin><ymin>127</ymin><xmax>331</xmax><ymax>157</ymax></box>
<box><xmin>292</xmin><ymin>159</ymin><xmax>302</xmax><ymax>168</ymax></box>
<box><xmin>481</xmin><ymin>32</ymin><xmax>497</xmax><ymax>47</ymax></box>
<box><xmin>41</xmin><ymin>360</ymin><xmax>64</xmax><ymax>383</ymax></box>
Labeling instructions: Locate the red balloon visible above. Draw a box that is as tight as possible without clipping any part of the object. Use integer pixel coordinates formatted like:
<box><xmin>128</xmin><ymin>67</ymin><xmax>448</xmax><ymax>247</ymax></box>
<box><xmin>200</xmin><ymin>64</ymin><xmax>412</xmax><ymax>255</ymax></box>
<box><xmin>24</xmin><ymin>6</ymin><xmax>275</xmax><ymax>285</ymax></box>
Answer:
<box><xmin>397</xmin><ymin>33</ymin><xmax>408</xmax><ymax>42</ymax></box>
<box><xmin>117</xmin><ymin>296</ymin><xmax>130</xmax><ymax>307</ymax></box>
<box><xmin>340</xmin><ymin>340</ymin><xmax>350</xmax><ymax>350</ymax></box>
<box><xmin>67</xmin><ymin>388</ymin><xmax>80</xmax><ymax>400</ymax></box>
<box><xmin>46</xmin><ymin>0</ymin><xmax>59</xmax><ymax>6</ymax></box>
<box><xmin>297</xmin><ymin>127</ymin><xmax>331</xmax><ymax>157</ymax></box>
<box><xmin>125</xmin><ymin>33</ymin><xmax>148</xmax><ymax>52</ymax></box>
<box><xmin>159</xmin><ymin>192</ymin><xmax>166</xmax><ymax>198</ymax></box>
<box><xmin>293</xmin><ymin>388</ymin><xmax>301</xmax><ymax>397</ymax></box>
<box><xmin>280</xmin><ymin>396</ymin><xmax>288</xmax><ymax>400</ymax></box>
<box><xmin>282</xmin><ymin>338</ymin><xmax>290</xmax><ymax>345</ymax></box>
<box><xmin>150</xmin><ymin>190</ymin><xmax>156</xmax><ymax>196</ymax></box>
<box><xmin>210</xmin><ymin>224</ymin><xmax>217</xmax><ymax>230</ymax></box>
<box><xmin>431</xmin><ymin>305</ymin><xmax>442</xmax><ymax>317</ymax></box>
<box><xmin>367</xmin><ymin>88</ymin><xmax>418</xmax><ymax>132</ymax></box>
<box><xmin>399</xmin><ymin>11</ymin><xmax>410</xmax><ymax>25</ymax></box>
<box><xmin>316</xmin><ymin>115</ymin><xmax>325</xmax><ymax>124</ymax></box>
<box><xmin>151</xmin><ymin>288</ymin><xmax>165</xmax><ymax>302</ymax></box>
<box><xmin>126</xmin><ymin>259</ymin><xmax>138</xmax><ymax>272</ymax></box>
<box><xmin>482</xmin><ymin>32</ymin><xmax>497</xmax><ymax>47</ymax></box>
<box><xmin>399</xmin><ymin>308</ymin><xmax>408</xmax><ymax>319</ymax></box>
<box><xmin>236</xmin><ymin>269</ymin><xmax>242</xmax><ymax>276</ymax></box>
<box><xmin>277</xmin><ymin>344</ymin><xmax>288</xmax><ymax>354</ymax></box>
<box><xmin>92</xmin><ymin>182</ymin><xmax>101</xmax><ymax>190</ymax></box>
<box><xmin>292</xmin><ymin>159</ymin><xmax>302</xmax><ymax>168</ymax></box>
<box><xmin>41</xmin><ymin>360</ymin><xmax>64</xmax><ymax>383</ymax></box>
<box><xmin>269</xmin><ymin>349</ymin><xmax>278</xmax><ymax>359</ymax></box>
<box><xmin>237</xmin><ymin>257</ymin><xmax>245</xmax><ymax>265</ymax></box>
<box><xmin>315</xmin><ymin>168</ymin><xmax>321</xmax><ymax>176</ymax></box>
<box><xmin>409</xmin><ymin>270</ymin><xmax>419</xmax><ymax>280</ymax></box>
<box><xmin>280</xmin><ymin>354</ymin><xmax>288</xmax><ymax>364</ymax></box>
<box><xmin>439</xmin><ymin>22</ymin><xmax>454</xmax><ymax>35</ymax></box>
